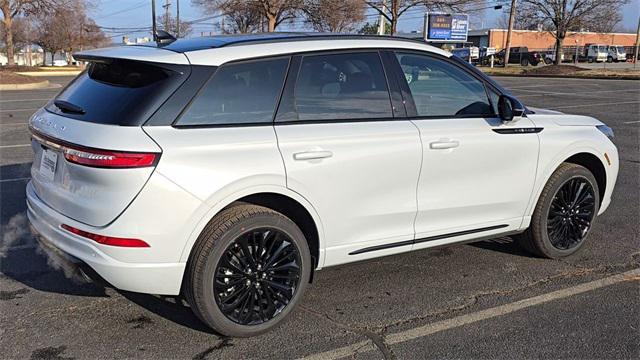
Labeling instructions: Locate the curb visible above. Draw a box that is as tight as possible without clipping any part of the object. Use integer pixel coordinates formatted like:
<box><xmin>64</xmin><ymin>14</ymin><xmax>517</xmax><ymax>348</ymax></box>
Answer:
<box><xmin>16</xmin><ymin>71</ymin><xmax>81</xmax><ymax>77</ymax></box>
<box><xmin>0</xmin><ymin>80</ymin><xmax>51</xmax><ymax>90</ymax></box>
<box><xmin>483</xmin><ymin>73</ymin><xmax>640</xmax><ymax>80</ymax></box>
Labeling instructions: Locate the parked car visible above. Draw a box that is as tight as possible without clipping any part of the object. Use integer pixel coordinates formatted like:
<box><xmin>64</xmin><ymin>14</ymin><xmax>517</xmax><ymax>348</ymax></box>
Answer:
<box><xmin>582</xmin><ymin>44</ymin><xmax>609</xmax><ymax>63</ymax></box>
<box><xmin>450</xmin><ymin>46</ymin><xmax>479</xmax><ymax>63</ymax></box>
<box><xmin>495</xmin><ymin>46</ymin><xmax>542</xmax><ymax>66</ymax></box>
<box><xmin>544</xmin><ymin>47</ymin><xmax>565</xmax><ymax>64</ymax></box>
<box><xmin>51</xmin><ymin>59</ymin><xmax>68</xmax><ymax>67</ymax></box>
<box><xmin>607</xmin><ymin>45</ymin><xmax>627</xmax><ymax>62</ymax></box>
<box><xmin>27</xmin><ymin>33</ymin><xmax>619</xmax><ymax>337</ymax></box>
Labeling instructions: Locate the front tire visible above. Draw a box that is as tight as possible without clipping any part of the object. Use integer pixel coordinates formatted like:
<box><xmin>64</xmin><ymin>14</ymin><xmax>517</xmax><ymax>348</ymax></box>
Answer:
<box><xmin>185</xmin><ymin>204</ymin><xmax>311</xmax><ymax>337</ymax></box>
<box><xmin>516</xmin><ymin>163</ymin><xmax>599</xmax><ymax>258</ymax></box>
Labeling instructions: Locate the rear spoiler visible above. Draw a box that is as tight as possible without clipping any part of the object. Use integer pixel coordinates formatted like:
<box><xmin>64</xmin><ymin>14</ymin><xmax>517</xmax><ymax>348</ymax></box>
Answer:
<box><xmin>74</xmin><ymin>45</ymin><xmax>190</xmax><ymax>65</ymax></box>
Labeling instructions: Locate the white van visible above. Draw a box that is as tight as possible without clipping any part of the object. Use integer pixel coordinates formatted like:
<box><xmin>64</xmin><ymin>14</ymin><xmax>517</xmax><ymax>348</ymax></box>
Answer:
<box><xmin>587</xmin><ymin>44</ymin><xmax>608</xmax><ymax>63</ymax></box>
<box><xmin>607</xmin><ymin>45</ymin><xmax>627</xmax><ymax>62</ymax></box>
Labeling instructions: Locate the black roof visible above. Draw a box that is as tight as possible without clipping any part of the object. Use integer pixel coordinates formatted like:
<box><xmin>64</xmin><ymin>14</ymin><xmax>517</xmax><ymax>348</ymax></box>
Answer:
<box><xmin>136</xmin><ymin>32</ymin><xmax>427</xmax><ymax>53</ymax></box>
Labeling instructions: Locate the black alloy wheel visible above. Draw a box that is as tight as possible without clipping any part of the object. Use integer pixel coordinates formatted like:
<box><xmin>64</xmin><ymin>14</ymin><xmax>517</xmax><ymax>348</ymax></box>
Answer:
<box><xmin>515</xmin><ymin>163</ymin><xmax>600</xmax><ymax>259</ymax></box>
<box><xmin>213</xmin><ymin>228</ymin><xmax>302</xmax><ymax>325</ymax></box>
<box><xmin>546</xmin><ymin>176</ymin><xmax>596</xmax><ymax>250</ymax></box>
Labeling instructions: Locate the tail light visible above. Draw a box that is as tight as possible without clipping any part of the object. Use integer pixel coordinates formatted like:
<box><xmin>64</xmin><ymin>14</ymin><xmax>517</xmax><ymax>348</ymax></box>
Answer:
<box><xmin>61</xmin><ymin>224</ymin><xmax>150</xmax><ymax>248</ymax></box>
<box><xmin>31</xmin><ymin>128</ymin><xmax>159</xmax><ymax>168</ymax></box>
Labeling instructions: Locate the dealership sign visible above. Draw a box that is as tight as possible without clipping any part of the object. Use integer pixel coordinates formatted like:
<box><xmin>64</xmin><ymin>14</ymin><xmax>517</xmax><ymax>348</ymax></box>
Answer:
<box><xmin>426</xmin><ymin>14</ymin><xmax>469</xmax><ymax>42</ymax></box>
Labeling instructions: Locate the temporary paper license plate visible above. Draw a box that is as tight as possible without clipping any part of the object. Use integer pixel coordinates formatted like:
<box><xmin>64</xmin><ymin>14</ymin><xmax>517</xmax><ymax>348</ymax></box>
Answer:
<box><xmin>40</xmin><ymin>148</ymin><xmax>58</xmax><ymax>181</ymax></box>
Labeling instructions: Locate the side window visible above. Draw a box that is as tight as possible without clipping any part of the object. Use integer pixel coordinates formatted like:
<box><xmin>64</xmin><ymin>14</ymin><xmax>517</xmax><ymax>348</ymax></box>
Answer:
<box><xmin>292</xmin><ymin>52</ymin><xmax>393</xmax><ymax>121</ymax></box>
<box><xmin>395</xmin><ymin>53</ymin><xmax>493</xmax><ymax>117</ymax></box>
<box><xmin>177</xmin><ymin>57</ymin><xmax>288</xmax><ymax>126</ymax></box>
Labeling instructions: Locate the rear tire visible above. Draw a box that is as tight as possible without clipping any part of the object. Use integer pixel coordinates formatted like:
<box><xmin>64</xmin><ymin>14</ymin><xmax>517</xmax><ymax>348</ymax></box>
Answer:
<box><xmin>516</xmin><ymin>163</ymin><xmax>599</xmax><ymax>258</ymax></box>
<box><xmin>520</xmin><ymin>58</ymin><xmax>529</xmax><ymax>66</ymax></box>
<box><xmin>184</xmin><ymin>204</ymin><xmax>311</xmax><ymax>337</ymax></box>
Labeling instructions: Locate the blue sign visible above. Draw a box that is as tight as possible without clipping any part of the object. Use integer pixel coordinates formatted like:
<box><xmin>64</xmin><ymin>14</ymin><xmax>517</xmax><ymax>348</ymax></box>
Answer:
<box><xmin>427</xmin><ymin>14</ymin><xmax>469</xmax><ymax>42</ymax></box>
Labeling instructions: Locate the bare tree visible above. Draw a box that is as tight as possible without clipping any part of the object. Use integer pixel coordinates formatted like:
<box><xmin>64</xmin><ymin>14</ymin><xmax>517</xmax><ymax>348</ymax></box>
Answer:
<box><xmin>302</xmin><ymin>0</ymin><xmax>365</xmax><ymax>33</ymax></box>
<box><xmin>157</xmin><ymin>14</ymin><xmax>193</xmax><ymax>37</ymax></box>
<box><xmin>364</xmin><ymin>0</ymin><xmax>469</xmax><ymax>35</ymax></box>
<box><xmin>0</xmin><ymin>15</ymin><xmax>30</xmax><ymax>56</ymax></box>
<box><xmin>213</xmin><ymin>1</ymin><xmax>262</xmax><ymax>33</ymax></box>
<box><xmin>358</xmin><ymin>20</ymin><xmax>391</xmax><ymax>34</ymax></box>
<box><xmin>518</xmin><ymin>0</ymin><xmax>629</xmax><ymax>64</ymax></box>
<box><xmin>1</xmin><ymin>0</ymin><xmax>63</xmax><ymax>66</ymax></box>
<box><xmin>193</xmin><ymin>0</ymin><xmax>301</xmax><ymax>32</ymax></box>
<box><xmin>34</xmin><ymin>1</ymin><xmax>108</xmax><ymax>65</ymax></box>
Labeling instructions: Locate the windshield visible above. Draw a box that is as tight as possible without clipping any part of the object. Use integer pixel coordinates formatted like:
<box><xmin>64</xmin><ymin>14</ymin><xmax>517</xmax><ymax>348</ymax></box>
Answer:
<box><xmin>616</xmin><ymin>46</ymin><xmax>625</xmax><ymax>53</ymax></box>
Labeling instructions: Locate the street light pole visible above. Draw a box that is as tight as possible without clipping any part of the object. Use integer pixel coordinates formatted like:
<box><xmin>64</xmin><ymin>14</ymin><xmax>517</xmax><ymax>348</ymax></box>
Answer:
<box><xmin>152</xmin><ymin>0</ymin><xmax>157</xmax><ymax>41</ymax></box>
<box><xmin>504</xmin><ymin>0</ymin><xmax>517</xmax><ymax>67</ymax></box>
<box><xmin>634</xmin><ymin>15</ymin><xmax>639</xmax><ymax>68</ymax></box>
<box><xmin>176</xmin><ymin>0</ymin><xmax>180</xmax><ymax>38</ymax></box>
<box><xmin>378</xmin><ymin>0</ymin><xmax>386</xmax><ymax>35</ymax></box>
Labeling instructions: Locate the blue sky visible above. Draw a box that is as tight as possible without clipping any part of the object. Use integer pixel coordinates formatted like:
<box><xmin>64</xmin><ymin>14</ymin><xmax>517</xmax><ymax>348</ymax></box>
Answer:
<box><xmin>91</xmin><ymin>0</ymin><xmax>640</xmax><ymax>41</ymax></box>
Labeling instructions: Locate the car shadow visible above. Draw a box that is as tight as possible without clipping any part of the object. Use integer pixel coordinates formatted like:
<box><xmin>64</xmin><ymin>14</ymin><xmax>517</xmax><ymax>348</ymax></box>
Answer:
<box><xmin>119</xmin><ymin>291</ymin><xmax>218</xmax><ymax>335</ymax></box>
<box><xmin>470</xmin><ymin>236</ymin><xmax>532</xmax><ymax>257</ymax></box>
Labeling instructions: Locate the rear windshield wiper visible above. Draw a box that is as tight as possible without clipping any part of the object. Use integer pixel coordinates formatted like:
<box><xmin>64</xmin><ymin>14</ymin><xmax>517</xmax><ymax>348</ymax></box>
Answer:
<box><xmin>54</xmin><ymin>100</ymin><xmax>85</xmax><ymax>115</ymax></box>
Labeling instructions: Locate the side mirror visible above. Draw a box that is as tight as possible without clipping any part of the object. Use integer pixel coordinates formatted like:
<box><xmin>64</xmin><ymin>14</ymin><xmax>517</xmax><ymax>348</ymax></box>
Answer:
<box><xmin>498</xmin><ymin>94</ymin><xmax>525</xmax><ymax>122</ymax></box>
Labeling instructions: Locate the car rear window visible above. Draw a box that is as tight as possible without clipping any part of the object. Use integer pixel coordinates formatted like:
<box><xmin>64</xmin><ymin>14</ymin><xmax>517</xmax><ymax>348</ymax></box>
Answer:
<box><xmin>46</xmin><ymin>59</ymin><xmax>189</xmax><ymax>126</ymax></box>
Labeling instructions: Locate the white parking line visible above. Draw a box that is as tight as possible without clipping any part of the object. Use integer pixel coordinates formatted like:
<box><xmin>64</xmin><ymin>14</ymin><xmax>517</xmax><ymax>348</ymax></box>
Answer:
<box><xmin>0</xmin><ymin>177</ymin><xmax>30</xmax><ymax>183</ymax></box>
<box><xmin>514</xmin><ymin>88</ymin><xmax>632</xmax><ymax>96</ymax></box>
<box><xmin>552</xmin><ymin>100</ymin><xmax>640</xmax><ymax>110</ymax></box>
<box><xmin>0</xmin><ymin>144</ymin><xmax>30</xmax><ymax>149</ymax></box>
<box><xmin>302</xmin><ymin>268</ymin><xmax>640</xmax><ymax>360</ymax></box>
<box><xmin>623</xmin><ymin>120</ymin><xmax>640</xmax><ymax>124</ymax></box>
<box><xmin>0</xmin><ymin>122</ymin><xmax>28</xmax><ymax>126</ymax></box>
<box><xmin>0</xmin><ymin>98</ymin><xmax>50</xmax><ymax>103</ymax></box>
<box><xmin>0</xmin><ymin>108</ymin><xmax>38</xmax><ymax>113</ymax></box>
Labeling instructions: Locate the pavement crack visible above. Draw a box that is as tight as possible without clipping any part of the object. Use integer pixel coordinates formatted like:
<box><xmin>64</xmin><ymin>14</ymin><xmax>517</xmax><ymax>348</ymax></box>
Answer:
<box><xmin>0</xmin><ymin>287</ymin><xmax>29</xmax><ymax>300</ymax></box>
<box><xmin>192</xmin><ymin>338</ymin><xmax>233</xmax><ymax>360</ymax></box>
<box><xmin>379</xmin><ymin>261</ymin><xmax>639</xmax><ymax>335</ymax></box>
<box><xmin>299</xmin><ymin>305</ymin><xmax>395</xmax><ymax>359</ymax></box>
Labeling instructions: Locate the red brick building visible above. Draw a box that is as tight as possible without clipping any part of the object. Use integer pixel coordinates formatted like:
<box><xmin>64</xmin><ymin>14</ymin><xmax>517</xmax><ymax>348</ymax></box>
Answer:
<box><xmin>469</xmin><ymin>29</ymin><xmax>637</xmax><ymax>50</ymax></box>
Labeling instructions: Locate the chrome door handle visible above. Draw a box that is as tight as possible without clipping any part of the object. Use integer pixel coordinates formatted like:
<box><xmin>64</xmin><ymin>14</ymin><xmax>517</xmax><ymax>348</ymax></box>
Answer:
<box><xmin>429</xmin><ymin>140</ymin><xmax>460</xmax><ymax>150</ymax></box>
<box><xmin>293</xmin><ymin>150</ymin><xmax>333</xmax><ymax>161</ymax></box>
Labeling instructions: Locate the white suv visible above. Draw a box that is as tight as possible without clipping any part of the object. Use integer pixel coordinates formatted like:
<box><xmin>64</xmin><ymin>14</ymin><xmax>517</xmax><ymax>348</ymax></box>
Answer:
<box><xmin>27</xmin><ymin>33</ymin><xmax>618</xmax><ymax>337</ymax></box>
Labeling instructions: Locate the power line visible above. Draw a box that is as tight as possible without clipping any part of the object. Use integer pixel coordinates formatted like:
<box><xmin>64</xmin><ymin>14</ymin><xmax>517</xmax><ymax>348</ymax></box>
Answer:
<box><xmin>95</xmin><ymin>1</ymin><xmax>149</xmax><ymax>20</ymax></box>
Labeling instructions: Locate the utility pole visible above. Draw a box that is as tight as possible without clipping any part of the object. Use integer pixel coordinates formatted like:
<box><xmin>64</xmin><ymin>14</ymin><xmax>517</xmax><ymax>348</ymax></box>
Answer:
<box><xmin>176</xmin><ymin>0</ymin><xmax>180</xmax><ymax>38</ymax></box>
<box><xmin>378</xmin><ymin>0</ymin><xmax>386</xmax><ymax>35</ymax></box>
<box><xmin>163</xmin><ymin>0</ymin><xmax>171</xmax><ymax>31</ymax></box>
<box><xmin>152</xmin><ymin>0</ymin><xmax>157</xmax><ymax>41</ymax></box>
<box><xmin>634</xmin><ymin>15</ymin><xmax>640</xmax><ymax>67</ymax></box>
<box><xmin>422</xmin><ymin>13</ymin><xmax>428</xmax><ymax>40</ymax></box>
<box><xmin>504</xmin><ymin>0</ymin><xmax>517</xmax><ymax>67</ymax></box>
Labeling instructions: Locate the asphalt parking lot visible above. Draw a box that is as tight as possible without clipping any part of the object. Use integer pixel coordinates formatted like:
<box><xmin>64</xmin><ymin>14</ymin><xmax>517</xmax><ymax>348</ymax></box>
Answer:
<box><xmin>1</xmin><ymin>75</ymin><xmax>638</xmax><ymax>359</ymax></box>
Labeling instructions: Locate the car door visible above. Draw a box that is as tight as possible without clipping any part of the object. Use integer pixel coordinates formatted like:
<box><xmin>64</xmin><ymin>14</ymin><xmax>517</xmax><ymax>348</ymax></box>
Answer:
<box><xmin>389</xmin><ymin>51</ymin><xmax>540</xmax><ymax>249</ymax></box>
<box><xmin>274</xmin><ymin>51</ymin><xmax>422</xmax><ymax>266</ymax></box>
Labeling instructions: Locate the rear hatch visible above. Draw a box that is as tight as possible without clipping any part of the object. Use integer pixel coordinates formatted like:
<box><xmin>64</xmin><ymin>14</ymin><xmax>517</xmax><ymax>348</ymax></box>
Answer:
<box><xmin>30</xmin><ymin>48</ymin><xmax>190</xmax><ymax>227</ymax></box>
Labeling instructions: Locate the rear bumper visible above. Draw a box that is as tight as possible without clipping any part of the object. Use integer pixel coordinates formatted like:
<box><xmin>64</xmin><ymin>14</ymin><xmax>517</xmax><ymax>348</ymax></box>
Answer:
<box><xmin>26</xmin><ymin>181</ymin><xmax>185</xmax><ymax>295</ymax></box>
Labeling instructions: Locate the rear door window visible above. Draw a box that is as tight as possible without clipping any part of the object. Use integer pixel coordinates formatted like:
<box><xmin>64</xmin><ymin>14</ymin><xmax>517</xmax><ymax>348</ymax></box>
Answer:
<box><xmin>286</xmin><ymin>52</ymin><xmax>393</xmax><ymax>121</ymax></box>
<box><xmin>47</xmin><ymin>59</ymin><xmax>189</xmax><ymax>126</ymax></box>
<box><xmin>177</xmin><ymin>57</ymin><xmax>289</xmax><ymax>126</ymax></box>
